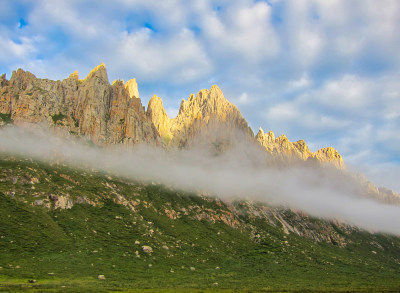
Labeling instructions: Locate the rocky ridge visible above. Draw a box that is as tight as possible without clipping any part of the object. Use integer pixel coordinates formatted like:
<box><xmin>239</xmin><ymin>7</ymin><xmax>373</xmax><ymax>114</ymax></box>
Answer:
<box><xmin>147</xmin><ymin>85</ymin><xmax>254</xmax><ymax>149</ymax></box>
<box><xmin>1</xmin><ymin>63</ymin><xmax>342</xmax><ymax>167</ymax></box>
<box><xmin>0</xmin><ymin>63</ymin><xmax>158</xmax><ymax>146</ymax></box>
<box><xmin>255</xmin><ymin>127</ymin><xmax>345</xmax><ymax>169</ymax></box>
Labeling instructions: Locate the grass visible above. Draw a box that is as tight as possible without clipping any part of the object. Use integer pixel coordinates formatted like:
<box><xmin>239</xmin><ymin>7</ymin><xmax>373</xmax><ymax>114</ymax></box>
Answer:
<box><xmin>50</xmin><ymin>112</ymin><xmax>67</xmax><ymax>124</ymax></box>
<box><xmin>1</xmin><ymin>156</ymin><xmax>400</xmax><ymax>291</ymax></box>
<box><xmin>0</xmin><ymin>113</ymin><xmax>13</xmax><ymax>124</ymax></box>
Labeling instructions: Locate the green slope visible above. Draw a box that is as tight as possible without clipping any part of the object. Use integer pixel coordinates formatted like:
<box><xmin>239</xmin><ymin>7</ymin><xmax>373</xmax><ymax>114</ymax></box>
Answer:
<box><xmin>1</xmin><ymin>156</ymin><xmax>400</xmax><ymax>292</ymax></box>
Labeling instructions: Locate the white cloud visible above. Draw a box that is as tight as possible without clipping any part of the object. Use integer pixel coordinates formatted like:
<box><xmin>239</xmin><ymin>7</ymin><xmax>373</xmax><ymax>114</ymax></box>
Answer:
<box><xmin>267</xmin><ymin>102</ymin><xmax>298</xmax><ymax>121</ymax></box>
<box><xmin>0</xmin><ymin>35</ymin><xmax>35</xmax><ymax>62</ymax></box>
<box><xmin>115</xmin><ymin>28</ymin><xmax>211</xmax><ymax>82</ymax></box>
<box><xmin>201</xmin><ymin>1</ymin><xmax>280</xmax><ymax>62</ymax></box>
<box><xmin>360</xmin><ymin>162</ymin><xmax>400</xmax><ymax>193</ymax></box>
<box><xmin>286</xmin><ymin>72</ymin><xmax>312</xmax><ymax>91</ymax></box>
<box><xmin>29</xmin><ymin>0</ymin><xmax>107</xmax><ymax>39</ymax></box>
<box><xmin>282</xmin><ymin>0</ymin><xmax>325</xmax><ymax>67</ymax></box>
<box><xmin>234</xmin><ymin>92</ymin><xmax>250</xmax><ymax>105</ymax></box>
<box><xmin>299</xmin><ymin>75</ymin><xmax>374</xmax><ymax>113</ymax></box>
<box><xmin>2</xmin><ymin>125</ymin><xmax>400</xmax><ymax>234</ymax></box>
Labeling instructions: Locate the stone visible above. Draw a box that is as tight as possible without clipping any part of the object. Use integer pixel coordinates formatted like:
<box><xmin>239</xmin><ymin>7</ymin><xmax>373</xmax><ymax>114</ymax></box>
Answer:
<box><xmin>142</xmin><ymin>245</ymin><xmax>153</xmax><ymax>253</ymax></box>
<box><xmin>98</xmin><ymin>274</ymin><xmax>106</xmax><ymax>280</ymax></box>
<box><xmin>34</xmin><ymin>200</ymin><xmax>43</xmax><ymax>206</ymax></box>
<box><xmin>49</xmin><ymin>194</ymin><xmax>73</xmax><ymax>209</ymax></box>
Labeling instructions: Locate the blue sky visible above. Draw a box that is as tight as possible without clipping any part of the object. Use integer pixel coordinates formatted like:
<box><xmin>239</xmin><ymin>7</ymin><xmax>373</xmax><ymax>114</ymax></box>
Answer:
<box><xmin>1</xmin><ymin>0</ymin><xmax>400</xmax><ymax>192</ymax></box>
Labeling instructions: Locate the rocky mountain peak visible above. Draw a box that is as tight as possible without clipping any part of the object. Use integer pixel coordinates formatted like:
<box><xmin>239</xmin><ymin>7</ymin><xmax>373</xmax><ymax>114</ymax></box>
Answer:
<box><xmin>0</xmin><ymin>63</ymin><xmax>158</xmax><ymax>146</ymax></box>
<box><xmin>9</xmin><ymin>68</ymin><xmax>37</xmax><ymax>91</ymax></box>
<box><xmin>255</xmin><ymin>127</ymin><xmax>344</xmax><ymax>168</ymax></box>
<box><xmin>256</xmin><ymin>127</ymin><xmax>265</xmax><ymax>137</ymax></box>
<box><xmin>69</xmin><ymin>70</ymin><xmax>79</xmax><ymax>80</ymax></box>
<box><xmin>0</xmin><ymin>64</ymin><xmax>346</xmax><ymax>170</ymax></box>
<box><xmin>276</xmin><ymin>134</ymin><xmax>288</xmax><ymax>142</ymax></box>
<box><xmin>125</xmin><ymin>78</ymin><xmax>139</xmax><ymax>99</ymax></box>
<box><xmin>256</xmin><ymin>127</ymin><xmax>277</xmax><ymax>153</ymax></box>
<box><xmin>210</xmin><ymin>84</ymin><xmax>224</xmax><ymax>99</ymax></box>
<box><xmin>0</xmin><ymin>74</ymin><xmax>9</xmax><ymax>87</ymax></box>
<box><xmin>148</xmin><ymin>94</ymin><xmax>165</xmax><ymax>111</ymax></box>
<box><xmin>145</xmin><ymin>85</ymin><xmax>254</xmax><ymax>147</ymax></box>
<box><xmin>267</xmin><ymin>130</ymin><xmax>275</xmax><ymax>141</ymax></box>
<box><xmin>146</xmin><ymin>95</ymin><xmax>171</xmax><ymax>138</ymax></box>
<box><xmin>84</xmin><ymin>63</ymin><xmax>108</xmax><ymax>83</ymax></box>
<box><xmin>292</xmin><ymin>139</ymin><xmax>310</xmax><ymax>153</ymax></box>
<box><xmin>314</xmin><ymin>147</ymin><xmax>345</xmax><ymax>169</ymax></box>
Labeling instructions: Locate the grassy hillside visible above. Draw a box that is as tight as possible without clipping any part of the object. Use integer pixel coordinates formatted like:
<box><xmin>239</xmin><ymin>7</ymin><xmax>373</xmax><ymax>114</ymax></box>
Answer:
<box><xmin>1</xmin><ymin>156</ymin><xmax>400</xmax><ymax>292</ymax></box>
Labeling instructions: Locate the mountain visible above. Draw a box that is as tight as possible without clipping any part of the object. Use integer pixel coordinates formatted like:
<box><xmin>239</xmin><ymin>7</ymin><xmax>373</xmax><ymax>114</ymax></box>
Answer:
<box><xmin>0</xmin><ymin>64</ymin><xmax>158</xmax><ymax>146</ymax></box>
<box><xmin>256</xmin><ymin>127</ymin><xmax>345</xmax><ymax>169</ymax></box>
<box><xmin>147</xmin><ymin>85</ymin><xmax>253</xmax><ymax>149</ymax></box>
<box><xmin>1</xmin><ymin>155</ymin><xmax>400</xmax><ymax>291</ymax></box>
<box><xmin>1</xmin><ymin>63</ymin><xmax>341</xmax><ymax>166</ymax></box>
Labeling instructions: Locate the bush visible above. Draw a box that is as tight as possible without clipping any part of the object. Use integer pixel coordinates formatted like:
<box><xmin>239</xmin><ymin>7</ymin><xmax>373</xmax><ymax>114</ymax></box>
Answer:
<box><xmin>51</xmin><ymin>112</ymin><xmax>67</xmax><ymax>124</ymax></box>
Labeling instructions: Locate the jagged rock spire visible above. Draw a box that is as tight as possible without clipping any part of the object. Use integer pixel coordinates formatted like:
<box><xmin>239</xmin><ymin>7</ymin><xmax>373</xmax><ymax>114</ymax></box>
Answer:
<box><xmin>255</xmin><ymin>128</ymin><xmax>345</xmax><ymax>169</ymax></box>
<box><xmin>69</xmin><ymin>70</ymin><xmax>79</xmax><ymax>79</ymax></box>
<box><xmin>84</xmin><ymin>63</ymin><xmax>108</xmax><ymax>82</ymax></box>
<box><xmin>0</xmin><ymin>63</ymin><xmax>346</xmax><ymax>169</ymax></box>
<box><xmin>125</xmin><ymin>78</ymin><xmax>139</xmax><ymax>99</ymax></box>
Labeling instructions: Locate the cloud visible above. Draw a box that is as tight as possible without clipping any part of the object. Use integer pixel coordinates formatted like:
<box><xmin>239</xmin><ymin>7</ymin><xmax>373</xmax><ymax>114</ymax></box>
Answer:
<box><xmin>0</xmin><ymin>35</ymin><xmax>36</xmax><ymax>63</ymax></box>
<box><xmin>286</xmin><ymin>72</ymin><xmax>312</xmax><ymax>91</ymax></box>
<box><xmin>263</xmin><ymin>73</ymin><xmax>400</xmax><ymax>193</ymax></box>
<box><xmin>265</xmin><ymin>74</ymin><xmax>400</xmax><ymax>135</ymax></box>
<box><xmin>28</xmin><ymin>0</ymin><xmax>115</xmax><ymax>39</ymax></box>
<box><xmin>358</xmin><ymin>162</ymin><xmax>400</xmax><ymax>195</ymax></box>
<box><xmin>114</xmin><ymin>28</ymin><xmax>211</xmax><ymax>83</ymax></box>
<box><xmin>201</xmin><ymin>1</ymin><xmax>280</xmax><ymax>62</ymax></box>
<box><xmin>1</xmin><ymin>125</ymin><xmax>400</xmax><ymax>235</ymax></box>
<box><xmin>232</xmin><ymin>92</ymin><xmax>250</xmax><ymax>105</ymax></box>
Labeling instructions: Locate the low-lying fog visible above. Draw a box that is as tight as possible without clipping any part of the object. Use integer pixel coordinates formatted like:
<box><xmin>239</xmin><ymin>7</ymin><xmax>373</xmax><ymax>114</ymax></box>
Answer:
<box><xmin>1</xmin><ymin>125</ymin><xmax>400</xmax><ymax>235</ymax></box>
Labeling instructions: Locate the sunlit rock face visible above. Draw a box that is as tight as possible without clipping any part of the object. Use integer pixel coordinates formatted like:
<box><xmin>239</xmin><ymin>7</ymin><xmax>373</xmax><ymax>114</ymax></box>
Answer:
<box><xmin>0</xmin><ymin>63</ymin><xmax>158</xmax><ymax>146</ymax></box>
<box><xmin>146</xmin><ymin>94</ymin><xmax>172</xmax><ymax>140</ymax></box>
<box><xmin>0</xmin><ymin>63</ymin><xmax>344</xmax><ymax>168</ymax></box>
<box><xmin>255</xmin><ymin>127</ymin><xmax>345</xmax><ymax>170</ymax></box>
<box><xmin>147</xmin><ymin>84</ymin><xmax>254</xmax><ymax>150</ymax></box>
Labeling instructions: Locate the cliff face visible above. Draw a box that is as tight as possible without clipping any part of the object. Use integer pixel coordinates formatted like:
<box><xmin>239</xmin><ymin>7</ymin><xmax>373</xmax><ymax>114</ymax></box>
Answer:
<box><xmin>0</xmin><ymin>64</ymin><xmax>158</xmax><ymax>146</ymax></box>
<box><xmin>255</xmin><ymin>127</ymin><xmax>345</xmax><ymax>169</ymax></box>
<box><xmin>1</xmin><ymin>63</ymin><xmax>344</xmax><ymax>169</ymax></box>
<box><xmin>147</xmin><ymin>85</ymin><xmax>254</xmax><ymax>149</ymax></box>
